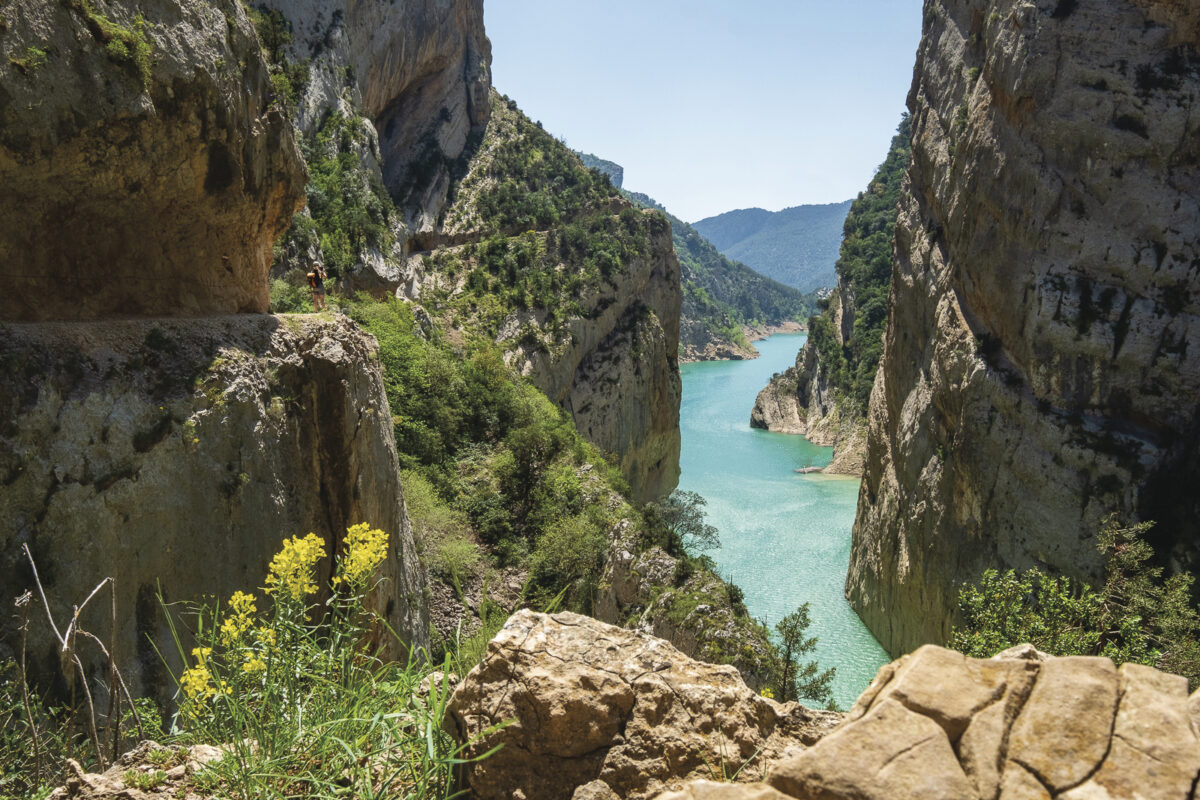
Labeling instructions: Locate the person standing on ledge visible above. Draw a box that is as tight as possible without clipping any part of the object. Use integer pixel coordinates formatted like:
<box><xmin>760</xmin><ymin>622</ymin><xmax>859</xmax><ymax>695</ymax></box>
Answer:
<box><xmin>307</xmin><ymin>260</ymin><xmax>327</xmax><ymax>312</ymax></box>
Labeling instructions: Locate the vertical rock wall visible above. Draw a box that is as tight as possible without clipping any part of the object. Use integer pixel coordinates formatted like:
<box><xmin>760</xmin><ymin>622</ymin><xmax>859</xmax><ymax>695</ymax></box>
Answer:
<box><xmin>848</xmin><ymin>0</ymin><xmax>1200</xmax><ymax>655</ymax></box>
<box><xmin>0</xmin><ymin>0</ymin><xmax>305</xmax><ymax>321</ymax></box>
<box><xmin>0</xmin><ymin>316</ymin><xmax>428</xmax><ymax>700</ymax></box>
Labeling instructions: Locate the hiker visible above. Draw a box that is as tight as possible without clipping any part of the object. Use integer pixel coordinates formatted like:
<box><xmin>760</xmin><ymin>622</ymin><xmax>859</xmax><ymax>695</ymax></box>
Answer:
<box><xmin>307</xmin><ymin>260</ymin><xmax>327</xmax><ymax>311</ymax></box>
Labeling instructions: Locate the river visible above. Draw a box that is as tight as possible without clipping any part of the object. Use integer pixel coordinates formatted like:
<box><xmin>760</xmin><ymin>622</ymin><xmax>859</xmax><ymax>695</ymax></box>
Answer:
<box><xmin>678</xmin><ymin>333</ymin><xmax>889</xmax><ymax>709</ymax></box>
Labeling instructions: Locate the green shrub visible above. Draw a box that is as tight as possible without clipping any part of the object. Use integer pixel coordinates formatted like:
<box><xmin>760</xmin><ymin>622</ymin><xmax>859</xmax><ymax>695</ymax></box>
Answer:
<box><xmin>951</xmin><ymin>516</ymin><xmax>1200</xmax><ymax>687</ymax></box>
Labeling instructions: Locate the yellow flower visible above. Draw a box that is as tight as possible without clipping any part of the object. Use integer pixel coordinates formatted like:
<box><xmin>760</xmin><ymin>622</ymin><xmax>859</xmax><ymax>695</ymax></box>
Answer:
<box><xmin>219</xmin><ymin>591</ymin><xmax>257</xmax><ymax>645</ymax></box>
<box><xmin>242</xmin><ymin>655</ymin><xmax>267</xmax><ymax>674</ymax></box>
<box><xmin>181</xmin><ymin>663</ymin><xmax>215</xmax><ymax>703</ymax></box>
<box><xmin>264</xmin><ymin>533</ymin><xmax>325</xmax><ymax>600</ymax></box>
<box><xmin>257</xmin><ymin>627</ymin><xmax>277</xmax><ymax>648</ymax></box>
<box><xmin>191</xmin><ymin>646</ymin><xmax>212</xmax><ymax>663</ymax></box>
<box><xmin>334</xmin><ymin>523</ymin><xmax>389</xmax><ymax>589</ymax></box>
<box><xmin>760</xmin><ymin>687</ymin><xmax>775</xmax><ymax>700</ymax></box>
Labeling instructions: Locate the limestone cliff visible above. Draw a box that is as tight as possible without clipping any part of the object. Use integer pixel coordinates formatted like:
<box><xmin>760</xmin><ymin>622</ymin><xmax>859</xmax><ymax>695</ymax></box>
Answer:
<box><xmin>258</xmin><ymin>0</ymin><xmax>491</xmax><ymax>241</ymax></box>
<box><xmin>848</xmin><ymin>0</ymin><xmax>1200</xmax><ymax>655</ymax></box>
<box><xmin>409</xmin><ymin>94</ymin><xmax>682</xmax><ymax>502</ymax></box>
<box><xmin>0</xmin><ymin>0</ymin><xmax>305</xmax><ymax>321</ymax></box>
<box><xmin>0</xmin><ymin>316</ymin><xmax>427</xmax><ymax>700</ymax></box>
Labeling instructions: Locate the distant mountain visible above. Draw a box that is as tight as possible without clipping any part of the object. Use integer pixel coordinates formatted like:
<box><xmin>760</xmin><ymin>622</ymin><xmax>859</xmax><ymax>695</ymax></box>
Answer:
<box><xmin>693</xmin><ymin>200</ymin><xmax>853</xmax><ymax>293</ymax></box>
<box><xmin>624</xmin><ymin>190</ymin><xmax>817</xmax><ymax>360</ymax></box>
<box><xmin>577</xmin><ymin>152</ymin><xmax>624</xmax><ymax>188</ymax></box>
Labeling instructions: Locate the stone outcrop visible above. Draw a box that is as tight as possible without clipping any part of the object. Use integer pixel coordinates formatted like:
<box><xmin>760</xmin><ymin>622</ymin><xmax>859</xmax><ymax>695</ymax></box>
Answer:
<box><xmin>0</xmin><ymin>315</ymin><xmax>427</xmax><ymax>700</ymax></box>
<box><xmin>0</xmin><ymin>0</ymin><xmax>305</xmax><ymax>321</ymax></box>
<box><xmin>445</xmin><ymin>611</ymin><xmax>841</xmax><ymax>800</ymax></box>
<box><xmin>49</xmin><ymin>742</ymin><xmax>223</xmax><ymax>800</ymax></box>
<box><xmin>848</xmin><ymin>0</ymin><xmax>1200</xmax><ymax>655</ymax></box>
<box><xmin>757</xmin><ymin>644</ymin><xmax>1198</xmax><ymax>800</ymax></box>
<box><xmin>595</xmin><ymin>520</ymin><xmax>778</xmax><ymax>690</ymax></box>
<box><xmin>750</xmin><ymin>329</ymin><xmax>867</xmax><ymax>477</ymax></box>
<box><xmin>261</xmin><ymin>0</ymin><xmax>490</xmax><ymax>236</ymax></box>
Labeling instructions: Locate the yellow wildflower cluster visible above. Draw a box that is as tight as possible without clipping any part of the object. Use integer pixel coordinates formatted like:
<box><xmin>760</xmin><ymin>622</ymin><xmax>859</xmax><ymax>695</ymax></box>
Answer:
<box><xmin>180</xmin><ymin>647</ymin><xmax>224</xmax><ymax>705</ymax></box>
<box><xmin>264</xmin><ymin>533</ymin><xmax>325</xmax><ymax>600</ymax></box>
<box><xmin>335</xmin><ymin>523</ymin><xmax>389</xmax><ymax>589</ymax></box>
<box><xmin>760</xmin><ymin>687</ymin><xmax>775</xmax><ymax>700</ymax></box>
<box><xmin>242</xmin><ymin>655</ymin><xmax>267</xmax><ymax>674</ymax></box>
<box><xmin>219</xmin><ymin>591</ymin><xmax>257</xmax><ymax>645</ymax></box>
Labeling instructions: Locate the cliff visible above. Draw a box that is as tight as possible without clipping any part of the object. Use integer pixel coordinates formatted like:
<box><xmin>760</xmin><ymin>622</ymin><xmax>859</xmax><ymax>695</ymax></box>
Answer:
<box><xmin>408</xmin><ymin>94</ymin><xmax>682</xmax><ymax>502</ymax></box>
<box><xmin>0</xmin><ymin>0</ymin><xmax>427</xmax><ymax>698</ymax></box>
<box><xmin>0</xmin><ymin>0</ymin><xmax>305</xmax><ymax>321</ymax></box>
<box><xmin>748</xmin><ymin>118</ymin><xmax>911</xmax><ymax>475</ymax></box>
<box><xmin>847</xmin><ymin>0</ymin><xmax>1200</xmax><ymax>655</ymax></box>
<box><xmin>0</xmin><ymin>315</ymin><xmax>427</xmax><ymax>700</ymax></box>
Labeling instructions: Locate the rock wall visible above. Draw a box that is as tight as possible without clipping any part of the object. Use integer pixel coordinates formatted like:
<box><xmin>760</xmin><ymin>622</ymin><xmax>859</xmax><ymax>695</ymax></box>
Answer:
<box><xmin>261</xmin><ymin>0</ymin><xmax>491</xmax><ymax>238</ymax></box>
<box><xmin>0</xmin><ymin>0</ymin><xmax>305</xmax><ymax>321</ymax></box>
<box><xmin>848</xmin><ymin>0</ymin><xmax>1200</xmax><ymax>655</ymax></box>
<box><xmin>750</xmin><ymin>306</ymin><xmax>866</xmax><ymax>477</ymax></box>
<box><xmin>0</xmin><ymin>315</ymin><xmax>427</xmax><ymax>700</ymax></box>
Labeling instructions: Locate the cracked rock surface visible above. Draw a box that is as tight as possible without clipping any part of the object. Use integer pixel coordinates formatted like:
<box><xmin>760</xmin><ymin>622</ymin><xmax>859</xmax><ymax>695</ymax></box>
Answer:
<box><xmin>445</xmin><ymin>610</ymin><xmax>841</xmax><ymax>800</ymax></box>
<box><xmin>754</xmin><ymin>644</ymin><xmax>1200</xmax><ymax>800</ymax></box>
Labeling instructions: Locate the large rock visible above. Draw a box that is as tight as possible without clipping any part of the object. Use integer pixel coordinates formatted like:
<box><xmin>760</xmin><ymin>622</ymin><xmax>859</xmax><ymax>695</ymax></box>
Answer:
<box><xmin>848</xmin><ymin>0</ymin><xmax>1200</xmax><ymax>655</ymax></box>
<box><xmin>0</xmin><ymin>0</ymin><xmax>305</xmax><ymax>321</ymax></box>
<box><xmin>445</xmin><ymin>611</ymin><xmax>841</xmax><ymax>800</ymax></box>
<box><xmin>0</xmin><ymin>315</ymin><xmax>427</xmax><ymax>700</ymax></box>
<box><xmin>762</xmin><ymin>645</ymin><xmax>1199</xmax><ymax>800</ymax></box>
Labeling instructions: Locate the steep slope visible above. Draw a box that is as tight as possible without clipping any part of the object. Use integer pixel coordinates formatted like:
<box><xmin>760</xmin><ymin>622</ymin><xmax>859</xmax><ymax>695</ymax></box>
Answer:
<box><xmin>847</xmin><ymin>0</ymin><xmax>1200</xmax><ymax>655</ymax></box>
<box><xmin>694</xmin><ymin>201</ymin><xmax>853</xmax><ymax>292</ymax></box>
<box><xmin>578</xmin><ymin>151</ymin><xmax>624</xmax><ymax>188</ymax></box>
<box><xmin>625</xmin><ymin>191</ymin><xmax>816</xmax><ymax>362</ymax></box>
<box><xmin>410</xmin><ymin>94</ymin><xmax>681</xmax><ymax>503</ymax></box>
<box><xmin>750</xmin><ymin>117</ymin><xmax>912</xmax><ymax>475</ymax></box>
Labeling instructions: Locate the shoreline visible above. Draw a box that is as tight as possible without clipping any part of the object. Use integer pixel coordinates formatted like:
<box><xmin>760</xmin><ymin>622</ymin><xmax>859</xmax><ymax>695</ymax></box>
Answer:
<box><xmin>743</xmin><ymin>320</ymin><xmax>805</xmax><ymax>342</ymax></box>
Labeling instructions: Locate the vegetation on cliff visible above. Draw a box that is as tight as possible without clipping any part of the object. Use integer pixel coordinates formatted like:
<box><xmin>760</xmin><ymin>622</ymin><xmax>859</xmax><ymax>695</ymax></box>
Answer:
<box><xmin>807</xmin><ymin>114</ymin><xmax>911</xmax><ymax>414</ymax></box>
<box><xmin>952</xmin><ymin>517</ymin><xmax>1200</xmax><ymax>688</ymax></box>
<box><xmin>623</xmin><ymin>190</ymin><xmax>816</xmax><ymax>356</ymax></box>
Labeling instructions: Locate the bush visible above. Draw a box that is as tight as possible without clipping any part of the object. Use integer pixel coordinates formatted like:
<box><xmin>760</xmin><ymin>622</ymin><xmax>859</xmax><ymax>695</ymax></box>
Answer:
<box><xmin>951</xmin><ymin>516</ymin><xmax>1200</xmax><ymax>687</ymax></box>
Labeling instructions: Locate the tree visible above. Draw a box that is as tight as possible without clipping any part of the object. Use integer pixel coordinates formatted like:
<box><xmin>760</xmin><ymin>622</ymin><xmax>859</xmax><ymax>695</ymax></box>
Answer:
<box><xmin>645</xmin><ymin>490</ymin><xmax>720</xmax><ymax>555</ymax></box>
<box><xmin>775</xmin><ymin>603</ymin><xmax>835</xmax><ymax>708</ymax></box>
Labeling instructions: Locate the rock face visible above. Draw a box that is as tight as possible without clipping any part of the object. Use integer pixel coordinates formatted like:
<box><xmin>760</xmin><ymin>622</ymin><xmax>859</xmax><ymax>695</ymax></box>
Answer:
<box><xmin>519</xmin><ymin>219</ymin><xmax>682</xmax><ymax>503</ymax></box>
<box><xmin>761</xmin><ymin>645</ymin><xmax>1200</xmax><ymax>800</ymax></box>
<box><xmin>0</xmin><ymin>0</ymin><xmax>305</xmax><ymax>321</ymax></box>
<box><xmin>260</xmin><ymin>0</ymin><xmax>491</xmax><ymax>236</ymax></box>
<box><xmin>750</xmin><ymin>334</ymin><xmax>866</xmax><ymax>477</ymax></box>
<box><xmin>658</xmin><ymin>645</ymin><xmax>1200</xmax><ymax>799</ymax></box>
<box><xmin>848</xmin><ymin>0</ymin><xmax>1200</xmax><ymax>655</ymax></box>
<box><xmin>445</xmin><ymin>611</ymin><xmax>841</xmax><ymax>800</ymax></box>
<box><xmin>0</xmin><ymin>315</ymin><xmax>427</xmax><ymax>699</ymax></box>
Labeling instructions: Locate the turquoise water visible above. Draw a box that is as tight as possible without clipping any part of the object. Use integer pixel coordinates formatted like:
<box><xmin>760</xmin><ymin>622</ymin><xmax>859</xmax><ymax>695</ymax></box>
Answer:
<box><xmin>678</xmin><ymin>333</ymin><xmax>889</xmax><ymax>708</ymax></box>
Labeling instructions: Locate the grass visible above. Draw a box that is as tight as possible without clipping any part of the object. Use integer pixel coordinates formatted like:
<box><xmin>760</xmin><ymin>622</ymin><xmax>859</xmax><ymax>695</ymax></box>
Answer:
<box><xmin>1</xmin><ymin>527</ymin><xmax>504</xmax><ymax>800</ymax></box>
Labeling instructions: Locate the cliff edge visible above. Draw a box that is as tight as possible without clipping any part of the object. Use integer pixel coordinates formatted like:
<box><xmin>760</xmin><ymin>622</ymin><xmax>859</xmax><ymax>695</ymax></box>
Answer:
<box><xmin>848</xmin><ymin>0</ymin><xmax>1200</xmax><ymax>655</ymax></box>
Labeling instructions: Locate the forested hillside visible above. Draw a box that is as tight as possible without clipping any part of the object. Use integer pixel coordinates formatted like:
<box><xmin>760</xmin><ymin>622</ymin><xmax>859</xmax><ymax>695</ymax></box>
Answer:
<box><xmin>694</xmin><ymin>200</ymin><xmax>853</xmax><ymax>292</ymax></box>
<box><xmin>624</xmin><ymin>190</ymin><xmax>816</xmax><ymax>361</ymax></box>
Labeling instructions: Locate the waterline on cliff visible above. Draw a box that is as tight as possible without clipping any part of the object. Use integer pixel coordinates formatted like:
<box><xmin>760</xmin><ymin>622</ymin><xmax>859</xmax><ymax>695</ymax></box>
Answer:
<box><xmin>678</xmin><ymin>333</ymin><xmax>888</xmax><ymax>708</ymax></box>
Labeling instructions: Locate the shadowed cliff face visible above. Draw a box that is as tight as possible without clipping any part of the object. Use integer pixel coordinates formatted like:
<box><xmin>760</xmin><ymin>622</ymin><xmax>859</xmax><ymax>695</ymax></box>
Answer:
<box><xmin>0</xmin><ymin>0</ymin><xmax>305</xmax><ymax>321</ymax></box>
<box><xmin>848</xmin><ymin>0</ymin><xmax>1200</xmax><ymax>655</ymax></box>
<box><xmin>261</xmin><ymin>0</ymin><xmax>491</xmax><ymax>236</ymax></box>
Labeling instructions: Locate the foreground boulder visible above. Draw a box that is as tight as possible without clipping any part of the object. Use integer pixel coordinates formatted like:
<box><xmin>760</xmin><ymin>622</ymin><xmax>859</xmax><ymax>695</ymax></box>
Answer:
<box><xmin>445</xmin><ymin>610</ymin><xmax>841</xmax><ymax>800</ymax></box>
<box><xmin>661</xmin><ymin>644</ymin><xmax>1200</xmax><ymax>800</ymax></box>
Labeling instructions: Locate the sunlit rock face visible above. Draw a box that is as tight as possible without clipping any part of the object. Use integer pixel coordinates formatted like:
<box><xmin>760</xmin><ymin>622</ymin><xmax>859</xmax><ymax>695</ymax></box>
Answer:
<box><xmin>848</xmin><ymin>0</ymin><xmax>1200</xmax><ymax>655</ymax></box>
<box><xmin>0</xmin><ymin>0</ymin><xmax>305</xmax><ymax>321</ymax></box>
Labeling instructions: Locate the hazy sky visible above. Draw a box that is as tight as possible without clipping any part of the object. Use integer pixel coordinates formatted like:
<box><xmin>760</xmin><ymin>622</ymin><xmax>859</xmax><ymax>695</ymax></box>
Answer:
<box><xmin>484</xmin><ymin>1</ymin><xmax>924</xmax><ymax>222</ymax></box>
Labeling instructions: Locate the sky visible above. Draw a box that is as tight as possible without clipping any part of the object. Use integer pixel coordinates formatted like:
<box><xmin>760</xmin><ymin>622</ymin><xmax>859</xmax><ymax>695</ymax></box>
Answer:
<box><xmin>484</xmin><ymin>1</ymin><xmax>924</xmax><ymax>223</ymax></box>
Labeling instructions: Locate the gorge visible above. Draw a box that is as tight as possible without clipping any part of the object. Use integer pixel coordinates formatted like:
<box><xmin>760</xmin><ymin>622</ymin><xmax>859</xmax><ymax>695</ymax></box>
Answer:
<box><xmin>2</xmin><ymin>0</ymin><xmax>1199</xmax><ymax>797</ymax></box>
